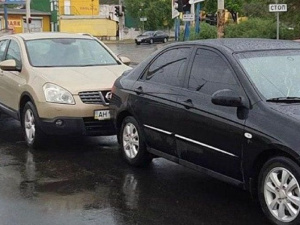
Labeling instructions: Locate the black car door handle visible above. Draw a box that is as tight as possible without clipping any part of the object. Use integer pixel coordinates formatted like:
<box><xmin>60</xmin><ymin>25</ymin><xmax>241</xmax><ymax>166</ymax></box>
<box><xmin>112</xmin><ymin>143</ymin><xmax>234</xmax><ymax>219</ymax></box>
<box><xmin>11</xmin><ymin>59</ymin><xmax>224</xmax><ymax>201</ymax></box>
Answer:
<box><xmin>182</xmin><ymin>99</ymin><xmax>194</xmax><ymax>109</ymax></box>
<box><xmin>134</xmin><ymin>86</ymin><xmax>143</xmax><ymax>95</ymax></box>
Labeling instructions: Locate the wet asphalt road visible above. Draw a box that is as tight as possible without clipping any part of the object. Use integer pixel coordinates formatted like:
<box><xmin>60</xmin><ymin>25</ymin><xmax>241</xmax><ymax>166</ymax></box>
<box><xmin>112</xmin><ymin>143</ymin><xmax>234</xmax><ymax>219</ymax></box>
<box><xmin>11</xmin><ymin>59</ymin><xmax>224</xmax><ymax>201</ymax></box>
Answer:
<box><xmin>0</xmin><ymin>43</ymin><xmax>270</xmax><ymax>225</ymax></box>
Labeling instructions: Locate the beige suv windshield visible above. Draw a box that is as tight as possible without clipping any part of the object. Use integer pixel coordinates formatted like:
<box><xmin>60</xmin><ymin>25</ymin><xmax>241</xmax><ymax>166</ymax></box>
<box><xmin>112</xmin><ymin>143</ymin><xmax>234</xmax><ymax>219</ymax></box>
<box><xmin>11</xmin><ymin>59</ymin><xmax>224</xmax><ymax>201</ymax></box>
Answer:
<box><xmin>25</xmin><ymin>38</ymin><xmax>119</xmax><ymax>67</ymax></box>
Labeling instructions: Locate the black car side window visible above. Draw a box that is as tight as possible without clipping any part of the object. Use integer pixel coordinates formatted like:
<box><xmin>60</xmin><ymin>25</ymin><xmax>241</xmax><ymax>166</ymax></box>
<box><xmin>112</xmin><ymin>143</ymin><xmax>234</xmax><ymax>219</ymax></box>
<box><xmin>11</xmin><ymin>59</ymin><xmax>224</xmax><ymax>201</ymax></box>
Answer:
<box><xmin>0</xmin><ymin>40</ymin><xmax>9</xmax><ymax>61</ymax></box>
<box><xmin>188</xmin><ymin>49</ymin><xmax>237</xmax><ymax>95</ymax></box>
<box><xmin>146</xmin><ymin>47</ymin><xmax>190</xmax><ymax>87</ymax></box>
<box><xmin>5</xmin><ymin>40</ymin><xmax>22</xmax><ymax>70</ymax></box>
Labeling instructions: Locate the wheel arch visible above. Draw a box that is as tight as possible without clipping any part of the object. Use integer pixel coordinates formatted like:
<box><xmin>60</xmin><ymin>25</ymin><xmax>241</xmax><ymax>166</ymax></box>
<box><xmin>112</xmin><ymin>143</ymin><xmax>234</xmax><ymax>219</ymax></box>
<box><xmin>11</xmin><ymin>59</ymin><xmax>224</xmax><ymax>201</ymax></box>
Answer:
<box><xmin>249</xmin><ymin>148</ymin><xmax>300</xmax><ymax>198</ymax></box>
<box><xmin>19</xmin><ymin>92</ymin><xmax>35</xmax><ymax>124</ymax></box>
<box><xmin>116</xmin><ymin>110</ymin><xmax>133</xmax><ymax>143</ymax></box>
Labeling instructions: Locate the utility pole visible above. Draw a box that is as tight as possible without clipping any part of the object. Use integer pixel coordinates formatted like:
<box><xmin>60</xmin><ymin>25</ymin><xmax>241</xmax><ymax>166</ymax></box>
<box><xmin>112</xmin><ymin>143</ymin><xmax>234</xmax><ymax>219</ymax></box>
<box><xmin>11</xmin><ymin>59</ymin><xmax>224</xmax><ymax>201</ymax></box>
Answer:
<box><xmin>276</xmin><ymin>0</ymin><xmax>279</xmax><ymax>40</ymax></box>
<box><xmin>26</xmin><ymin>0</ymin><xmax>31</xmax><ymax>33</ymax></box>
<box><xmin>118</xmin><ymin>0</ymin><xmax>123</xmax><ymax>40</ymax></box>
<box><xmin>217</xmin><ymin>0</ymin><xmax>225</xmax><ymax>38</ymax></box>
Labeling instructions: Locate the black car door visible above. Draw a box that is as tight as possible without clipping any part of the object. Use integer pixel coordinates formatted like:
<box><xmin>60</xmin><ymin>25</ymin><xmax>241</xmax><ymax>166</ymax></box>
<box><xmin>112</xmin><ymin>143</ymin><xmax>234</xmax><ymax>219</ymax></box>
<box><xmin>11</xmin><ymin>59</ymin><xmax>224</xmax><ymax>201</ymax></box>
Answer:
<box><xmin>130</xmin><ymin>46</ymin><xmax>193</xmax><ymax>158</ymax></box>
<box><xmin>176</xmin><ymin>47</ymin><xmax>247</xmax><ymax>181</ymax></box>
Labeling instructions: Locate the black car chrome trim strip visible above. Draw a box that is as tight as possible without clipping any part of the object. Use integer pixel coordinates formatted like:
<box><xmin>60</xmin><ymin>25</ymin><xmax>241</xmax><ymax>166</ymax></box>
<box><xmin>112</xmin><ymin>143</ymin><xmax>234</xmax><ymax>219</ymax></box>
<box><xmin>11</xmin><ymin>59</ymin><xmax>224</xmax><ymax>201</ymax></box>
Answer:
<box><xmin>144</xmin><ymin>125</ymin><xmax>172</xmax><ymax>135</ymax></box>
<box><xmin>175</xmin><ymin>134</ymin><xmax>238</xmax><ymax>158</ymax></box>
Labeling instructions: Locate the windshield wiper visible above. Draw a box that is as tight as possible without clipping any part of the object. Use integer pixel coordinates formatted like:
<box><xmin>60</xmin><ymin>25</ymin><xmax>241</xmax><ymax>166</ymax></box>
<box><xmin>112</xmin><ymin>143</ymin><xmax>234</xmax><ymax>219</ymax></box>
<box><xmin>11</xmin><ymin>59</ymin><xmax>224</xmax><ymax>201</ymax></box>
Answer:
<box><xmin>266</xmin><ymin>97</ymin><xmax>300</xmax><ymax>103</ymax></box>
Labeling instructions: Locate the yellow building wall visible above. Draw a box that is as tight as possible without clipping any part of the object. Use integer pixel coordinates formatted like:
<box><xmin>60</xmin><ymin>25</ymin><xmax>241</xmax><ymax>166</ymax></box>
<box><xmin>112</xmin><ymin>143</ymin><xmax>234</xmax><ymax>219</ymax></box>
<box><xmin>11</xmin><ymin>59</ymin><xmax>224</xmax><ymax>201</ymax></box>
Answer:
<box><xmin>42</xmin><ymin>16</ymin><xmax>51</xmax><ymax>32</ymax></box>
<box><xmin>5</xmin><ymin>15</ymin><xmax>50</xmax><ymax>33</ymax></box>
<box><xmin>60</xmin><ymin>18</ymin><xmax>116</xmax><ymax>37</ymax></box>
<box><xmin>59</xmin><ymin>0</ymin><xmax>99</xmax><ymax>16</ymax></box>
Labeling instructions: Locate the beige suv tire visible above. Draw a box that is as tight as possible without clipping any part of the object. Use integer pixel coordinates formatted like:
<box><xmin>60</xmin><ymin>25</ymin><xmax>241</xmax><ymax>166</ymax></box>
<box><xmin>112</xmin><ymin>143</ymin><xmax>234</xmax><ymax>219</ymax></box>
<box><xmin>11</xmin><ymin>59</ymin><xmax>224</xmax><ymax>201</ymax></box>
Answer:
<box><xmin>22</xmin><ymin>102</ymin><xmax>45</xmax><ymax>149</ymax></box>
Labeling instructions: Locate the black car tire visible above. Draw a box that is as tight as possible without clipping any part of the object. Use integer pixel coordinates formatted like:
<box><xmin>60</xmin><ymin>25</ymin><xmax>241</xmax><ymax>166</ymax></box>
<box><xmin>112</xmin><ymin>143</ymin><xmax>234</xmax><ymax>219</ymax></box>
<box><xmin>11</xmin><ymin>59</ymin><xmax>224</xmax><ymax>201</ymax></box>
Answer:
<box><xmin>120</xmin><ymin>116</ymin><xmax>152</xmax><ymax>167</ymax></box>
<box><xmin>258</xmin><ymin>156</ymin><xmax>300</xmax><ymax>225</ymax></box>
<box><xmin>163</xmin><ymin>38</ymin><xmax>167</xmax><ymax>43</ymax></box>
<box><xmin>136</xmin><ymin>42</ymin><xmax>141</xmax><ymax>45</ymax></box>
<box><xmin>149</xmin><ymin>39</ymin><xmax>154</xmax><ymax>44</ymax></box>
<box><xmin>22</xmin><ymin>102</ymin><xmax>45</xmax><ymax>149</ymax></box>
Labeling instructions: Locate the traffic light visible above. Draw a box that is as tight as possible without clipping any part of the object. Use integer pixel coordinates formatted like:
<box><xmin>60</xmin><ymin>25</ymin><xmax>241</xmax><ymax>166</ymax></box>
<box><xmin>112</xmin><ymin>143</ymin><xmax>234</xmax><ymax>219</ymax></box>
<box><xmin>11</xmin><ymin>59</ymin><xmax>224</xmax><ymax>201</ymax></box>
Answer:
<box><xmin>114</xmin><ymin>5</ymin><xmax>124</xmax><ymax>17</ymax></box>
<box><xmin>114</xmin><ymin>5</ymin><xmax>120</xmax><ymax>17</ymax></box>
<box><xmin>182</xmin><ymin>0</ymin><xmax>191</xmax><ymax>12</ymax></box>
<box><xmin>174</xmin><ymin>0</ymin><xmax>183</xmax><ymax>12</ymax></box>
<box><xmin>23</xmin><ymin>18</ymin><xmax>32</xmax><ymax>24</ymax></box>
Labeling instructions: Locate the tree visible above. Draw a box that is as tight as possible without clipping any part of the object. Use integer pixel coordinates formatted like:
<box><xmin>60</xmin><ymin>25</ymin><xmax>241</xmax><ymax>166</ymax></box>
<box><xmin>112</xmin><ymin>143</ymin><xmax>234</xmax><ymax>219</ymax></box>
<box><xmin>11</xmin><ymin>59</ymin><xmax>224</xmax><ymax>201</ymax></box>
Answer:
<box><xmin>243</xmin><ymin>0</ymin><xmax>300</xmax><ymax>38</ymax></box>
<box><xmin>204</xmin><ymin>0</ymin><xmax>244</xmax><ymax>23</ymax></box>
<box><xmin>226</xmin><ymin>0</ymin><xmax>243</xmax><ymax>22</ymax></box>
<box><xmin>125</xmin><ymin>0</ymin><xmax>173</xmax><ymax>30</ymax></box>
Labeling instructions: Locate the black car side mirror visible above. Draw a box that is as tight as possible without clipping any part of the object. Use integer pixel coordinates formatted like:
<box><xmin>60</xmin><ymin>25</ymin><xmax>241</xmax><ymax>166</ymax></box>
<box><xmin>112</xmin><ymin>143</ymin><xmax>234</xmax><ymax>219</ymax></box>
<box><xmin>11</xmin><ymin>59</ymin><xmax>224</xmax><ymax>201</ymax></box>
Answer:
<box><xmin>212</xmin><ymin>89</ymin><xmax>249</xmax><ymax>109</ymax></box>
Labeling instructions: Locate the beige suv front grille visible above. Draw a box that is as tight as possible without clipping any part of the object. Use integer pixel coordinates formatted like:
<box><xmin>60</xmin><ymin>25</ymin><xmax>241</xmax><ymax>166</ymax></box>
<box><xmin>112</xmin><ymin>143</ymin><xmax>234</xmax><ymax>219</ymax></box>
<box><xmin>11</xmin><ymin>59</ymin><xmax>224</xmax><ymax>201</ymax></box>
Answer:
<box><xmin>79</xmin><ymin>91</ymin><xmax>110</xmax><ymax>105</ymax></box>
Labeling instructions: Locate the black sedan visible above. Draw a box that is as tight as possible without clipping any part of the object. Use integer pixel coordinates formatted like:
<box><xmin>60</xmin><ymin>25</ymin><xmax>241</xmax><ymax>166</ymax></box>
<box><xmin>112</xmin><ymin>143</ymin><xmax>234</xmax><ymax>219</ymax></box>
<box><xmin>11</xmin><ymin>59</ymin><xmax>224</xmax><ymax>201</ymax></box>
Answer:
<box><xmin>135</xmin><ymin>31</ymin><xmax>169</xmax><ymax>45</ymax></box>
<box><xmin>110</xmin><ymin>39</ymin><xmax>300</xmax><ymax>225</ymax></box>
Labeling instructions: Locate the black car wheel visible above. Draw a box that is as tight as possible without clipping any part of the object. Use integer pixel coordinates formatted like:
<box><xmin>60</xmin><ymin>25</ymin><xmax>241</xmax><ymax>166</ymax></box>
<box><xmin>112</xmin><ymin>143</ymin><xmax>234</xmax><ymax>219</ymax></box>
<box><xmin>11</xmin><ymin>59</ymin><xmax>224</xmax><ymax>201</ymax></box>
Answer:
<box><xmin>149</xmin><ymin>39</ymin><xmax>154</xmax><ymax>44</ymax></box>
<box><xmin>258</xmin><ymin>157</ymin><xmax>300</xmax><ymax>225</ymax></box>
<box><xmin>163</xmin><ymin>38</ymin><xmax>167</xmax><ymax>43</ymax></box>
<box><xmin>22</xmin><ymin>102</ymin><xmax>45</xmax><ymax>149</ymax></box>
<box><xmin>136</xmin><ymin>42</ymin><xmax>141</xmax><ymax>45</ymax></box>
<box><xmin>120</xmin><ymin>116</ymin><xmax>152</xmax><ymax>167</ymax></box>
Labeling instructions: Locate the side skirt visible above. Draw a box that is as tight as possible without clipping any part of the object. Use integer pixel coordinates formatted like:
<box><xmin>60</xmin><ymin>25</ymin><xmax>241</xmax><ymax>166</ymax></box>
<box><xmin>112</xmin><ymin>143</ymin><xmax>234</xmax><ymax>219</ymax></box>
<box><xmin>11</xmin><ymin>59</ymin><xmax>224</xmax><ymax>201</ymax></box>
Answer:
<box><xmin>147</xmin><ymin>147</ymin><xmax>244</xmax><ymax>188</ymax></box>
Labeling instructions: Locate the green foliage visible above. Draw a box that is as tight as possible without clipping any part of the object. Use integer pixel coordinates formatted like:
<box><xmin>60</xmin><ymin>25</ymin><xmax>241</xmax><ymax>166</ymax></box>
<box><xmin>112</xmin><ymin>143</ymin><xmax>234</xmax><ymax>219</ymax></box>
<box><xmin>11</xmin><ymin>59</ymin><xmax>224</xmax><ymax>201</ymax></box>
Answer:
<box><xmin>226</xmin><ymin>0</ymin><xmax>243</xmax><ymax>14</ymax></box>
<box><xmin>180</xmin><ymin>22</ymin><xmax>217</xmax><ymax>40</ymax></box>
<box><xmin>224</xmin><ymin>18</ymin><xmax>299</xmax><ymax>39</ymax></box>
<box><xmin>125</xmin><ymin>0</ymin><xmax>173</xmax><ymax>30</ymax></box>
<box><xmin>225</xmin><ymin>18</ymin><xmax>276</xmax><ymax>38</ymax></box>
<box><xmin>243</xmin><ymin>0</ymin><xmax>300</xmax><ymax>38</ymax></box>
<box><xmin>204</xmin><ymin>0</ymin><xmax>244</xmax><ymax>22</ymax></box>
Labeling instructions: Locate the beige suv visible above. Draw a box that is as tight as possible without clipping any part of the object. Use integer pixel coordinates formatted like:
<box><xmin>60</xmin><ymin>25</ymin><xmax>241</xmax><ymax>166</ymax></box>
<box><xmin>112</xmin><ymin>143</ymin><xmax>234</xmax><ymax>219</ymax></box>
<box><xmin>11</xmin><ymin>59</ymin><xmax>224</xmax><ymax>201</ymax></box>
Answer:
<box><xmin>0</xmin><ymin>33</ymin><xmax>131</xmax><ymax>148</ymax></box>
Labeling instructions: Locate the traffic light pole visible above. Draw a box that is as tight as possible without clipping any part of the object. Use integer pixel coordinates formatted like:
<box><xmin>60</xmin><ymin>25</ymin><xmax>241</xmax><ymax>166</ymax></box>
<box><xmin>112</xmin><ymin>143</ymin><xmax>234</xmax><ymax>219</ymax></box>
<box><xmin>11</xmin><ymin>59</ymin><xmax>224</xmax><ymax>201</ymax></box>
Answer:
<box><xmin>118</xmin><ymin>0</ymin><xmax>123</xmax><ymax>40</ymax></box>
<box><xmin>26</xmin><ymin>0</ymin><xmax>31</xmax><ymax>33</ymax></box>
<box><xmin>217</xmin><ymin>0</ymin><xmax>225</xmax><ymax>38</ymax></box>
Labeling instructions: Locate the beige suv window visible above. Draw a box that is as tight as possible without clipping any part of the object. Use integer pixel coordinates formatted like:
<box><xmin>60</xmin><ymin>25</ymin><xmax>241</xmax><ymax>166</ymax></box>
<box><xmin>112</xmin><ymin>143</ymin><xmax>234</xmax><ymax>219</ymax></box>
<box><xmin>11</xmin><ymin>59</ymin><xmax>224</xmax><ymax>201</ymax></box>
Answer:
<box><xmin>0</xmin><ymin>40</ymin><xmax>9</xmax><ymax>61</ymax></box>
<box><xmin>5</xmin><ymin>40</ymin><xmax>22</xmax><ymax>70</ymax></box>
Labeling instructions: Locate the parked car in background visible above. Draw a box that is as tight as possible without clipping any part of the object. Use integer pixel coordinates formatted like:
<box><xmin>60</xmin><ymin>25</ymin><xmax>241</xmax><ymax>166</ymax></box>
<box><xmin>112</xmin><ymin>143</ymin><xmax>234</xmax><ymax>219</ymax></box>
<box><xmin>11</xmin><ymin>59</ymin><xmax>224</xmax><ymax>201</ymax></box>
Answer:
<box><xmin>135</xmin><ymin>31</ymin><xmax>169</xmax><ymax>45</ymax></box>
<box><xmin>111</xmin><ymin>38</ymin><xmax>300</xmax><ymax>225</ymax></box>
<box><xmin>0</xmin><ymin>32</ymin><xmax>131</xmax><ymax>148</ymax></box>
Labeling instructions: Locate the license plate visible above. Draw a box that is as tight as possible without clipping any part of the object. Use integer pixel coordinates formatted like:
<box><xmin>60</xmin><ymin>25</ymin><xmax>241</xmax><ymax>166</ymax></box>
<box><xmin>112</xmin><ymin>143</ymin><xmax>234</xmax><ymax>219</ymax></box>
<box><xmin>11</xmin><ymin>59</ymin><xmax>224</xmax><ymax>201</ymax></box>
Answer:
<box><xmin>94</xmin><ymin>110</ymin><xmax>111</xmax><ymax>120</ymax></box>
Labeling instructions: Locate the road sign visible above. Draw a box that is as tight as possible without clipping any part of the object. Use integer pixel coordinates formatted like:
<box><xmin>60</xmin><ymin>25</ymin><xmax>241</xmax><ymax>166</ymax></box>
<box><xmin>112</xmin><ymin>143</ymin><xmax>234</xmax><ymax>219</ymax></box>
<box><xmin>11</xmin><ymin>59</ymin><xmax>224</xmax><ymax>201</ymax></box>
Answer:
<box><xmin>189</xmin><ymin>0</ymin><xmax>205</xmax><ymax>4</ymax></box>
<box><xmin>183</xmin><ymin>14</ymin><xmax>195</xmax><ymax>22</ymax></box>
<box><xmin>269</xmin><ymin>4</ymin><xmax>287</xmax><ymax>12</ymax></box>
<box><xmin>140</xmin><ymin>17</ymin><xmax>147</xmax><ymax>22</ymax></box>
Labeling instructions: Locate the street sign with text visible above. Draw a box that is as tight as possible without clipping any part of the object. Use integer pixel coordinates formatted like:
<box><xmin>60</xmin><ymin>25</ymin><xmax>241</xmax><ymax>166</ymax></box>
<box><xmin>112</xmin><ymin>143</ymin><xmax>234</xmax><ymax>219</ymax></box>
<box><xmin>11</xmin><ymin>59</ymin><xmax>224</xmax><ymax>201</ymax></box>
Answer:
<box><xmin>269</xmin><ymin>4</ymin><xmax>287</xmax><ymax>12</ymax></box>
<box><xmin>182</xmin><ymin>14</ymin><xmax>195</xmax><ymax>21</ymax></box>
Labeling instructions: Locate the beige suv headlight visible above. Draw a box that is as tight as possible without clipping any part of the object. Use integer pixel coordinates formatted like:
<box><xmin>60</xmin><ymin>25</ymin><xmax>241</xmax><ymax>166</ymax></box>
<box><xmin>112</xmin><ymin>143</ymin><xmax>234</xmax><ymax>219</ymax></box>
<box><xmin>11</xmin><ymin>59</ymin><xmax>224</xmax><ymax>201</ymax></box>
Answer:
<box><xmin>43</xmin><ymin>83</ymin><xmax>75</xmax><ymax>105</ymax></box>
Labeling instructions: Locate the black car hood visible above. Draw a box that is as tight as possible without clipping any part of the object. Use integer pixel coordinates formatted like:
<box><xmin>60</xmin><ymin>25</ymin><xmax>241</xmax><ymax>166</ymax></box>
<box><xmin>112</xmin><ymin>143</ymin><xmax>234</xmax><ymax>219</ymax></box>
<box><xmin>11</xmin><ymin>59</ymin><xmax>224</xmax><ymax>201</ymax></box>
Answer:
<box><xmin>270</xmin><ymin>103</ymin><xmax>300</xmax><ymax>120</ymax></box>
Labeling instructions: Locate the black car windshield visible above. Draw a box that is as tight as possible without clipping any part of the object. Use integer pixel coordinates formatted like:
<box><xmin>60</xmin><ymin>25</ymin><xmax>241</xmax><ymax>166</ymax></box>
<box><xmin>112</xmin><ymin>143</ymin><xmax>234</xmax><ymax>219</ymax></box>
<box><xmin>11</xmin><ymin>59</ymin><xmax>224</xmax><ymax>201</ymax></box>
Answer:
<box><xmin>142</xmin><ymin>31</ymin><xmax>154</xmax><ymax>36</ymax></box>
<box><xmin>25</xmin><ymin>38</ymin><xmax>119</xmax><ymax>67</ymax></box>
<box><xmin>238</xmin><ymin>50</ymin><xmax>300</xmax><ymax>100</ymax></box>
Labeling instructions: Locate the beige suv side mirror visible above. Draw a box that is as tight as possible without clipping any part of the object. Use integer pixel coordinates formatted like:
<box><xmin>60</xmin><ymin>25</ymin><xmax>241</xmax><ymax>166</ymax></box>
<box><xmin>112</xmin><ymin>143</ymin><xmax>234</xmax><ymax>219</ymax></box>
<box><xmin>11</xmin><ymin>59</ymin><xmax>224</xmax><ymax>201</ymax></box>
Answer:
<box><xmin>0</xmin><ymin>59</ymin><xmax>20</xmax><ymax>72</ymax></box>
<box><xmin>118</xmin><ymin>56</ymin><xmax>131</xmax><ymax>66</ymax></box>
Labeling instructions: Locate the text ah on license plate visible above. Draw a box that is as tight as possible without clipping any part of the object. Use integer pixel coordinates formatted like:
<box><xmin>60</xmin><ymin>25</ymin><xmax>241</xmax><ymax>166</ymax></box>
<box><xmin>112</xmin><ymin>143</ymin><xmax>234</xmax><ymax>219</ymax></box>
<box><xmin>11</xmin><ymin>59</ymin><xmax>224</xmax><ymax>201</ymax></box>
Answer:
<box><xmin>94</xmin><ymin>110</ymin><xmax>111</xmax><ymax>120</ymax></box>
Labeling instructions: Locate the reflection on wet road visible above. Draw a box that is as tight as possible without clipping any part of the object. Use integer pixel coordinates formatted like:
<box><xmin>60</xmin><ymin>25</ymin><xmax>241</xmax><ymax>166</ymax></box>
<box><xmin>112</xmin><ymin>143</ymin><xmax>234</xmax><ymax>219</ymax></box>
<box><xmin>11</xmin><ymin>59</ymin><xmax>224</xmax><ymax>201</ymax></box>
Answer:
<box><xmin>0</xmin><ymin>114</ymin><xmax>270</xmax><ymax>225</ymax></box>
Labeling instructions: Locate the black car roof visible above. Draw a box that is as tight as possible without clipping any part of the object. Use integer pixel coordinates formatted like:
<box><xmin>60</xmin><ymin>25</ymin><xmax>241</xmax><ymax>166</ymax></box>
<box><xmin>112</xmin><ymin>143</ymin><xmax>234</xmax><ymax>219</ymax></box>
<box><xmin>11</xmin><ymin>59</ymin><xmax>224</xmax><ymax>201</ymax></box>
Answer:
<box><xmin>169</xmin><ymin>38</ymin><xmax>300</xmax><ymax>53</ymax></box>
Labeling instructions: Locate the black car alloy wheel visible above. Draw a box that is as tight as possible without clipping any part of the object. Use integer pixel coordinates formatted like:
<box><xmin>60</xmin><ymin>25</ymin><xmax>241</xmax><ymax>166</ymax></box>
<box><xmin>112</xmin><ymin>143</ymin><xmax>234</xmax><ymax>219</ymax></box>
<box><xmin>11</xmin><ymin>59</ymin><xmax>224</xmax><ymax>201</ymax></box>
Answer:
<box><xmin>259</xmin><ymin>157</ymin><xmax>300</xmax><ymax>225</ymax></box>
<box><xmin>120</xmin><ymin>116</ymin><xmax>152</xmax><ymax>167</ymax></box>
